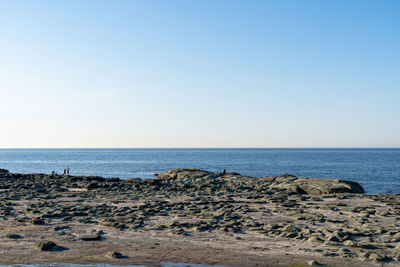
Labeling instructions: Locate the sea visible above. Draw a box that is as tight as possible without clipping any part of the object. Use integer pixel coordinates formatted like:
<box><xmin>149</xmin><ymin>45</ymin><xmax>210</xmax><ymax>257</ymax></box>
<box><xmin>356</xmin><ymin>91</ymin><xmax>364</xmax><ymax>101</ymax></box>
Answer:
<box><xmin>0</xmin><ymin>148</ymin><xmax>399</xmax><ymax>194</ymax></box>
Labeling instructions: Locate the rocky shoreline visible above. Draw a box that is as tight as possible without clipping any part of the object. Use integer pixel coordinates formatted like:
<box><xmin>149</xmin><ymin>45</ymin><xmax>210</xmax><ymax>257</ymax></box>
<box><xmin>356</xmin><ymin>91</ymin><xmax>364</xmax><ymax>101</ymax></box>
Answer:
<box><xmin>0</xmin><ymin>168</ymin><xmax>399</xmax><ymax>266</ymax></box>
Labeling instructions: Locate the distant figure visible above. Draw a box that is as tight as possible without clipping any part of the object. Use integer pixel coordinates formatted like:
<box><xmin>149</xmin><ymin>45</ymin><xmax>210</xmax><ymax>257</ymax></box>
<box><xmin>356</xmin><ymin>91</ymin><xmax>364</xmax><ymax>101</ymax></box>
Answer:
<box><xmin>63</xmin><ymin>169</ymin><xmax>66</xmax><ymax>175</ymax></box>
<box><xmin>223</xmin><ymin>169</ymin><xmax>226</xmax><ymax>175</ymax></box>
<box><xmin>66</xmin><ymin>166</ymin><xmax>70</xmax><ymax>175</ymax></box>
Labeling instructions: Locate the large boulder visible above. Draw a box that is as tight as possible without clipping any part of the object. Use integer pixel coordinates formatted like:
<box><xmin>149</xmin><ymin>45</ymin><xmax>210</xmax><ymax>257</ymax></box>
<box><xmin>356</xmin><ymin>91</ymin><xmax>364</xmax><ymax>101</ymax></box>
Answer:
<box><xmin>273</xmin><ymin>176</ymin><xmax>365</xmax><ymax>195</ymax></box>
<box><xmin>157</xmin><ymin>168</ymin><xmax>215</xmax><ymax>180</ymax></box>
<box><xmin>295</xmin><ymin>178</ymin><xmax>365</xmax><ymax>194</ymax></box>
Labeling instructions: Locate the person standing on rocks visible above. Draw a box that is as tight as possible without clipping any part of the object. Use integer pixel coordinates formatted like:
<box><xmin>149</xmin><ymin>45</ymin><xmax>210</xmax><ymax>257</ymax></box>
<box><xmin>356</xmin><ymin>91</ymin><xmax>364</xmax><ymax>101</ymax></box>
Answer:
<box><xmin>66</xmin><ymin>166</ymin><xmax>70</xmax><ymax>175</ymax></box>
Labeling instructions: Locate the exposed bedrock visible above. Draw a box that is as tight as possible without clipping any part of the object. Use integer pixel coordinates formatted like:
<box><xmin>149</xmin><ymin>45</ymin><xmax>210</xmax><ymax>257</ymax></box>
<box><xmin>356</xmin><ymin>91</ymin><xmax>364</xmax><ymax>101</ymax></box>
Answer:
<box><xmin>156</xmin><ymin>168</ymin><xmax>365</xmax><ymax>195</ymax></box>
<box><xmin>0</xmin><ymin>168</ymin><xmax>364</xmax><ymax>195</ymax></box>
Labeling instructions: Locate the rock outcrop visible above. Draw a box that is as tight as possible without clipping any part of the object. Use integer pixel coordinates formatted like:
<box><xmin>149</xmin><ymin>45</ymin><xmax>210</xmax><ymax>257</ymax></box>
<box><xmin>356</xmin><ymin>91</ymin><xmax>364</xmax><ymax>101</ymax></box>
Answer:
<box><xmin>157</xmin><ymin>168</ymin><xmax>215</xmax><ymax>180</ymax></box>
<box><xmin>157</xmin><ymin>168</ymin><xmax>365</xmax><ymax>195</ymax></box>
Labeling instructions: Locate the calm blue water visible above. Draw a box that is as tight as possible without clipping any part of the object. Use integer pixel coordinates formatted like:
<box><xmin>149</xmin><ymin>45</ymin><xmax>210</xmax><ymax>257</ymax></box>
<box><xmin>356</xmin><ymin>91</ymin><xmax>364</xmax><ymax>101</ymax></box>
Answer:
<box><xmin>0</xmin><ymin>148</ymin><xmax>399</xmax><ymax>194</ymax></box>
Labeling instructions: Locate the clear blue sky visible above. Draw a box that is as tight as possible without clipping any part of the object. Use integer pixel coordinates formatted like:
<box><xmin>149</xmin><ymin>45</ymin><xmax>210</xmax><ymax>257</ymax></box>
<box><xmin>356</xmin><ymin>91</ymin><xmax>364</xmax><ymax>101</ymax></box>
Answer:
<box><xmin>1</xmin><ymin>0</ymin><xmax>399</xmax><ymax>148</ymax></box>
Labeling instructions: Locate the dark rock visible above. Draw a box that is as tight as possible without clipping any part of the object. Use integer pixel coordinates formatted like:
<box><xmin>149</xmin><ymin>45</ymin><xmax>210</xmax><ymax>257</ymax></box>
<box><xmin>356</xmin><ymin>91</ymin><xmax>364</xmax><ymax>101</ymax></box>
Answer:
<box><xmin>106</xmin><ymin>250</ymin><xmax>125</xmax><ymax>258</ymax></box>
<box><xmin>6</xmin><ymin>233</ymin><xmax>22</xmax><ymax>239</ymax></box>
<box><xmin>81</xmin><ymin>234</ymin><xmax>102</xmax><ymax>241</ymax></box>
<box><xmin>293</xmin><ymin>178</ymin><xmax>365</xmax><ymax>195</ymax></box>
<box><xmin>35</xmin><ymin>240</ymin><xmax>57</xmax><ymax>251</ymax></box>
<box><xmin>86</xmin><ymin>182</ymin><xmax>101</xmax><ymax>189</ymax></box>
<box><xmin>54</xmin><ymin>226</ymin><xmax>71</xmax><ymax>231</ymax></box>
<box><xmin>0</xmin><ymin>169</ymin><xmax>9</xmax><ymax>176</ymax></box>
<box><xmin>31</xmin><ymin>218</ymin><xmax>45</xmax><ymax>225</ymax></box>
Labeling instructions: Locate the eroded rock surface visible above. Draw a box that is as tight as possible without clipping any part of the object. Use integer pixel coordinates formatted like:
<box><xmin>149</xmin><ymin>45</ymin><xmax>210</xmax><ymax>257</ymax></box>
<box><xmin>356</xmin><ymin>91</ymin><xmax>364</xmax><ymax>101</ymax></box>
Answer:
<box><xmin>156</xmin><ymin>168</ymin><xmax>365</xmax><ymax>195</ymax></box>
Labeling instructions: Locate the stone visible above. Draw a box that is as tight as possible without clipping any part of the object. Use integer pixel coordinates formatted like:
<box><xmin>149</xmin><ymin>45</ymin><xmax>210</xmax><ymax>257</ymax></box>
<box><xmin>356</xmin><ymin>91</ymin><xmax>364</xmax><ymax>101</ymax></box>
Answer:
<box><xmin>326</xmin><ymin>230</ymin><xmax>348</xmax><ymax>242</ymax></box>
<box><xmin>6</xmin><ymin>233</ymin><xmax>22</xmax><ymax>239</ymax></box>
<box><xmin>0</xmin><ymin>169</ymin><xmax>9</xmax><ymax>175</ymax></box>
<box><xmin>81</xmin><ymin>234</ymin><xmax>102</xmax><ymax>241</ymax></box>
<box><xmin>35</xmin><ymin>240</ymin><xmax>56</xmax><ymax>251</ymax></box>
<box><xmin>284</xmin><ymin>178</ymin><xmax>364</xmax><ymax>195</ymax></box>
<box><xmin>307</xmin><ymin>236</ymin><xmax>323</xmax><ymax>243</ymax></box>
<box><xmin>308</xmin><ymin>260</ymin><xmax>323</xmax><ymax>266</ymax></box>
<box><xmin>54</xmin><ymin>226</ymin><xmax>71</xmax><ymax>231</ymax></box>
<box><xmin>106</xmin><ymin>250</ymin><xmax>124</xmax><ymax>258</ymax></box>
<box><xmin>369</xmin><ymin>253</ymin><xmax>390</xmax><ymax>262</ymax></box>
<box><xmin>31</xmin><ymin>218</ymin><xmax>45</xmax><ymax>225</ymax></box>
